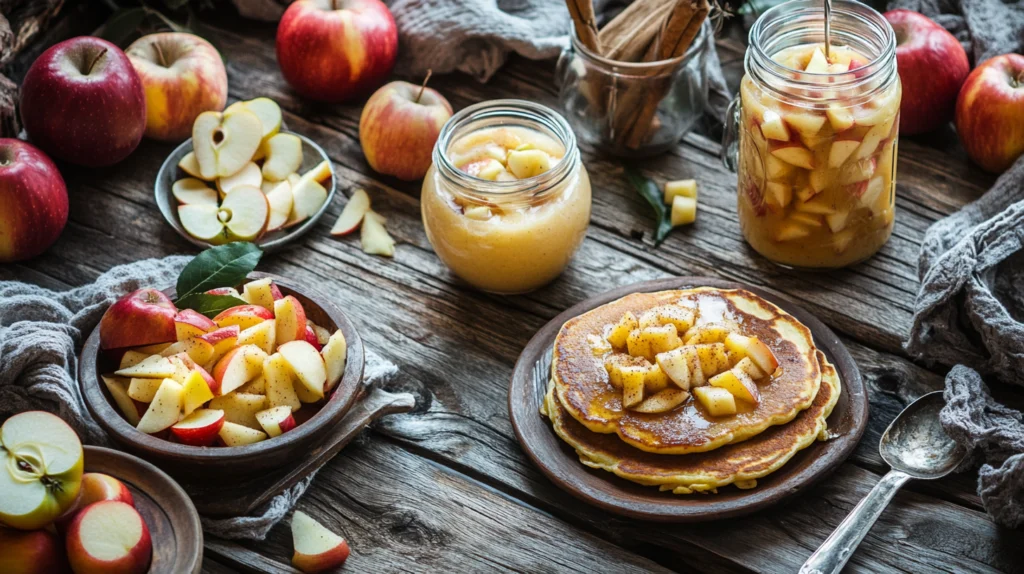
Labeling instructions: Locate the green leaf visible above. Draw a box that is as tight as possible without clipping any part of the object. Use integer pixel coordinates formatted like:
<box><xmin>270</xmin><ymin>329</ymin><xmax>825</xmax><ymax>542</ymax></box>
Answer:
<box><xmin>176</xmin><ymin>243</ymin><xmax>263</xmax><ymax>302</ymax></box>
<box><xmin>175</xmin><ymin>294</ymin><xmax>250</xmax><ymax>319</ymax></box>
<box><xmin>625</xmin><ymin>168</ymin><xmax>674</xmax><ymax>246</ymax></box>
<box><xmin>97</xmin><ymin>7</ymin><xmax>147</xmax><ymax>46</ymax></box>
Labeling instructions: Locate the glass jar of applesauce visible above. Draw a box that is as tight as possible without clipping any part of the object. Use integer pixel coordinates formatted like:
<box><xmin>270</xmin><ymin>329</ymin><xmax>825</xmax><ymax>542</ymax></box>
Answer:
<box><xmin>722</xmin><ymin>0</ymin><xmax>900</xmax><ymax>268</ymax></box>
<box><xmin>421</xmin><ymin>100</ymin><xmax>591</xmax><ymax>294</ymax></box>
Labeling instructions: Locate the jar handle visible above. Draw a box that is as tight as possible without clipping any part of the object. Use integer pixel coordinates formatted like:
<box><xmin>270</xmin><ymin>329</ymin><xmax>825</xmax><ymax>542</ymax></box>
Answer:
<box><xmin>721</xmin><ymin>95</ymin><xmax>741</xmax><ymax>172</ymax></box>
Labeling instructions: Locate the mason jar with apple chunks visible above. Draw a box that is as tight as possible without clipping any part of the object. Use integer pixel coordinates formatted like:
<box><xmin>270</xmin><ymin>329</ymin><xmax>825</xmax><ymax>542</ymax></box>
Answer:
<box><xmin>421</xmin><ymin>100</ymin><xmax>591</xmax><ymax>294</ymax></box>
<box><xmin>722</xmin><ymin>0</ymin><xmax>900</xmax><ymax>269</ymax></box>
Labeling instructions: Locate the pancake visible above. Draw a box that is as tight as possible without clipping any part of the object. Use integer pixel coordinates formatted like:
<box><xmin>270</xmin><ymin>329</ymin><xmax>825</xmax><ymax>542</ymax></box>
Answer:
<box><xmin>553</xmin><ymin>288</ymin><xmax>821</xmax><ymax>454</ymax></box>
<box><xmin>542</xmin><ymin>351</ymin><xmax>841</xmax><ymax>493</ymax></box>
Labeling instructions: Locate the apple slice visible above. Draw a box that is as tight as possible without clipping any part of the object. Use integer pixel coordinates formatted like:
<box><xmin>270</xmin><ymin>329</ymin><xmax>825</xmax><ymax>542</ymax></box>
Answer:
<box><xmin>774</xmin><ymin>221</ymin><xmax>811</xmax><ymax>241</ymax></box>
<box><xmin>199</xmin><ymin>325</ymin><xmax>240</xmax><ymax>366</ymax></box>
<box><xmin>181</xmin><ymin>370</ymin><xmax>216</xmax><ymax>415</ymax></box>
<box><xmin>179</xmin><ymin>204</ymin><xmax>226</xmax><ymax>242</ymax></box>
<box><xmin>724</xmin><ymin>333</ymin><xmax>779</xmax><ymax>375</ymax></box>
<box><xmin>102</xmin><ymin>375</ymin><xmax>142</xmax><ymax>426</ymax></box>
<box><xmin>221</xmin><ymin>185</ymin><xmax>270</xmax><ymax>242</ymax></box>
<box><xmin>655</xmin><ymin>347</ymin><xmax>691</xmax><ymax>390</ymax></box>
<box><xmin>262</xmin><ymin>133</ymin><xmax>304</xmax><ymax>182</ymax></box>
<box><xmin>286</xmin><ymin>174</ymin><xmax>328</xmax><ymax>228</ymax></box>
<box><xmin>274</xmin><ymin>295</ymin><xmax>308</xmax><ymax>345</ymax></box>
<box><xmin>766</xmin><ymin>182</ymin><xmax>792</xmax><ymax>208</ymax></box>
<box><xmin>239</xmin><ymin>318</ymin><xmax>277</xmax><ymax>354</ymax></box>
<box><xmin>861</xmin><ymin>176</ymin><xmax>886</xmax><ymax>211</ymax></box>
<box><xmin>177</xmin><ymin>337</ymin><xmax>216</xmax><ymax>366</ymax></box>
<box><xmin>175</xmin><ymin>309</ymin><xmax>216</xmax><ymax>340</ymax></box>
<box><xmin>764</xmin><ymin>154</ymin><xmax>794</xmax><ymax>180</ymax></box>
<box><xmin>241</xmin><ymin>278</ymin><xmax>276</xmax><ymax>310</ymax></box>
<box><xmin>663</xmin><ymin>179</ymin><xmax>697</xmax><ymax>204</ymax></box>
<box><xmin>209</xmin><ymin>392</ymin><xmax>267</xmax><ymax>429</ymax></box>
<box><xmin>291</xmin><ymin>510</ymin><xmax>350</xmax><ymax>573</ymax></box>
<box><xmin>631</xmin><ymin>388</ymin><xmax>689</xmax><ymax>413</ymax></box>
<box><xmin>770</xmin><ymin>141</ymin><xmax>814</xmax><ymax>170</ymax></box>
<box><xmin>192</xmin><ymin>109</ymin><xmax>263</xmax><ymax>179</ymax></box>
<box><xmin>784</xmin><ymin>112</ymin><xmax>826</xmax><ymax>137</ymax></box>
<box><xmin>839</xmin><ymin>157</ymin><xmax>876</xmax><ymax>185</ymax></box>
<box><xmin>302</xmin><ymin>159</ymin><xmax>333</xmax><ymax>183</ymax></box>
<box><xmin>826</xmin><ymin>104</ymin><xmax>855</xmax><ymax>132</ymax></box>
<box><xmin>804</xmin><ymin>47</ymin><xmax>829</xmax><ymax>73</ymax></box>
<box><xmin>264</xmin><ymin>352</ymin><xmax>302</xmax><ymax>411</ymax></box>
<box><xmin>265</xmin><ymin>181</ymin><xmax>294</xmax><ymax>232</ymax></box>
<box><xmin>361</xmin><ymin>211</ymin><xmax>395</xmax><ymax>256</ymax></box>
<box><xmin>855</xmin><ymin>118</ymin><xmax>895</xmax><ymax>160</ymax></box>
<box><xmin>172</xmin><ymin>178</ymin><xmax>218</xmax><ymax>205</ymax></box>
<box><xmin>136</xmin><ymin>378</ymin><xmax>184</xmax><ymax>434</ymax></box>
<box><xmin>239</xmin><ymin>375</ymin><xmax>266</xmax><ymax>394</ymax></box>
<box><xmin>230</xmin><ymin>97</ymin><xmax>282</xmax><ymax>141</ymax></box>
<box><xmin>66</xmin><ymin>501</ymin><xmax>152</xmax><ymax>574</ymax></box>
<box><xmin>670</xmin><ymin>195</ymin><xmax>697</xmax><ymax>226</ymax></box>
<box><xmin>828</xmin><ymin>138</ymin><xmax>861</xmax><ymax>168</ymax></box>
<box><xmin>311</xmin><ymin>323</ymin><xmax>332</xmax><ymax>346</ymax></box>
<box><xmin>321</xmin><ymin>329</ymin><xmax>347</xmax><ymax>392</ymax></box>
<box><xmin>216</xmin><ymin>161</ymin><xmax>262</xmax><ymax>197</ymax></box>
<box><xmin>278</xmin><ymin>340</ymin><xmax>327</xmax><ymax>401</ymax></box>
<box><xmin>170</xmin><ymin>408</ymin><xmax>225</xmax><ymax>446</ymax></box>
<box><xmin>218</xmin><ymin>421</ymin><xmax>268</xmax><ymax>446</ymax></box>
<box><xmin>692</xmin><ymin>386</ymin><xmax>737</xmax><ymax>416</ymax></box>
<box><xmin>127</xmin><ymin>377</ymin><xmax>163</xmax><ymax>402</ymax></box>
<box><xmin>134</xmin><ymin>342</ymin><xmax>172</xmax><ymax>354</ymax></box>
<box><xmin>214</xmin><ymin>304</ymin><xmax>274</xmax><ymax>330</ymax></box>
<box><xmin>734</xmin><ymin>356</ymin><xmax>767</xmax><ymax>380</ymax></box>
<box><xmin>759</xmin><ymin>110</ymin><xmax>789</xmax><ymax>141</ymax></box>
<box><xmin>709</xmin><ymin>369</ymin><xmax>760</xmax><ymax>405</ymax></box>
<box><xmin>304</xmin><ymin>325</ymin><xmax>323</xmax><ymax>352</ymax></box>
<box><xmin>177</xmin><ymin>151</ymin><xmax>209</xmax><ymax>181</ymax></box>
<box><xmin>255</xmin><ymin>406</ymin><xmax>297</xmax><ymax>437</ymax></box>
<box><xmin>330</xmin><ymin>188</ymin><xmax>371</xmax><ymax>236</ymax></box>
<box><xmin>826</xmin><ymin>209</ymin><xmax>851</xmax><ymax>233</ymax></box>
<box><xmin>118</xmin><ymin>350</ymin><xmax>149</xmax><ymax>370</ymax></box>
<box><xmin>212</xmin><ymin>344</ymin><xmax>268</xmax><ymax>396</ymax></box>
<box><xmin>115</xmin><ymin>355</ymin><xmax>176</xmax><ymax>378</ymax></box>
<box><xmin>796</xmin><ymin>196</ymin><xmax>835</xmax><ymax>215</ymax></box>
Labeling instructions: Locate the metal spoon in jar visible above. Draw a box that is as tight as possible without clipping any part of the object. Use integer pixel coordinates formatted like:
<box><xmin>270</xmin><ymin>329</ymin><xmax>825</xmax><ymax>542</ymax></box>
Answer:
<box><xmin>799</xmin><ymin>391</ymin><xmax>966</xmax><ymax>574</ymax></box>
<box><xmin>823</xmin><ymin>0</ymin><xmax>832</xmax><ymax>60</ymax></box>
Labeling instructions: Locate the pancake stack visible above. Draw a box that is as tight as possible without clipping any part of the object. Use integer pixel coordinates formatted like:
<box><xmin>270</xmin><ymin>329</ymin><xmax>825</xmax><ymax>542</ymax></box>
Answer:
<box><xmin>542</xmin><ymin>288</ymin><xmax>841</xmax><ymax>494</ymax></box>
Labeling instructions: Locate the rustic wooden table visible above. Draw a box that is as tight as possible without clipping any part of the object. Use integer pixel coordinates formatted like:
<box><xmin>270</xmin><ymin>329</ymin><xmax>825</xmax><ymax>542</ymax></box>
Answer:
<box><xmin>4</xmin><ymin>7</ymin><xmax>1023</xmax><ymax>573</ymax></box>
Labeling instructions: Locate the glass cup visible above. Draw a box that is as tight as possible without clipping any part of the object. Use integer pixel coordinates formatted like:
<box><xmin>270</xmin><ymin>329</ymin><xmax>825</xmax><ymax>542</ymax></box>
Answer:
<box><xmin>556</xmin><ymin>21</ymin><xmax>711</xmax><ymax>157</ymax></box>
<box><xmin>722</xmin><ymin>0</ymin><xmax>900</xmax><ymax>269</ymax></box>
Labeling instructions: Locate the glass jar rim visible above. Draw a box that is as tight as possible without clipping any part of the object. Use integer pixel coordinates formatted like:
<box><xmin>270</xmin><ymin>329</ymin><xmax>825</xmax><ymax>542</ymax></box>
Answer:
<box><xmin>568</xmin><ymin>20</ymin><xmax>709</xmax><ymax>77</ymax></box>
<box><xmin>432</xmin><ymin>99</ymin><xmax>579</xmax><ymax>198</ymax></box>
<box><xmin>745</xmin><ymin>0</ymin><xmax>896</xmax><ymax>93</ymax></box>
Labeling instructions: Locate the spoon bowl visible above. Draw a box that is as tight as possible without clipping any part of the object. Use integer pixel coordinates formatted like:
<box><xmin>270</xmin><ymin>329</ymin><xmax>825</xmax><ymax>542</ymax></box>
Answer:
<box><xmin>880</xmin><ymin>391</ymin><xmax>964</xmax><ymax>478</ymax></box>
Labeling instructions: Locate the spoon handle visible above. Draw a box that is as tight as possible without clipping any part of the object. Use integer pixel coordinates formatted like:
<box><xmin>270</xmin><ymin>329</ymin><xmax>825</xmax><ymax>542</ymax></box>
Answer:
<box><xmin>799</xmin><ymin>469</ymin><xmax>911</xmax><ymax>574</ymax></box>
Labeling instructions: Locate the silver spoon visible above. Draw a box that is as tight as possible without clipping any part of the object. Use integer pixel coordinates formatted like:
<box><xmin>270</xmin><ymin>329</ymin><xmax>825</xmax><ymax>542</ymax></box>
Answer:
<box><xmin>800</xmin><ymin>391</ymin><xmax>966</xmax><ymax>574</ymax></box>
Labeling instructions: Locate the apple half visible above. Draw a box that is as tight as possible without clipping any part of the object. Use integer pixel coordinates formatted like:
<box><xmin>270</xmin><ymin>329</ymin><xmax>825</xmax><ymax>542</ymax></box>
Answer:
<box><xmin>192</xmin><ymin>108</ymin><xmax>263</xmax><ymax>179</ymax></box>
<box><xmin>66</xmin><ymin>501</ymin><xmax>152</xmax><ymax>574</ymax></box>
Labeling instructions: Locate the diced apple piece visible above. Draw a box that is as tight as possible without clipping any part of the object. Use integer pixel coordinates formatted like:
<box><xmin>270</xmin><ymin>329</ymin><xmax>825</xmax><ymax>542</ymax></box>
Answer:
<box><xmin>274</xmin><ymin>295</ymin><xmax>308</xmax><ymax>345</ymax></box>
<box><xmin>765</xmin><ymin>155</ymin><xmax>794</xmax><ymax>180</ymax></box>
<box><xmin>693</xmin><ymin>386</ymin><xmax>737</xmax><ymax>416</ymax></box>
<box><xmin>804</xmin><ymin>47</ymin><xmax>829</xmax><ymax>73</ymax></box>
<box><xmin>759</xmin><ymin>110</ymin><xmax>790</xmax><ymax>141</ymax></box>
<box><xmin>241</xmin><ymin>278</ymin><xmax>275</xmax><ymax>310</ymax></box>
<box><xmin>239</xmin><ymin>318</ymin><xmax>277</xmax><ymax>354</ymax></box>
<box><xmin>709</xmin><ymin>369</ymin><xmax>760</xmax><ymax>405</ymax></box>
<box><xmin>278</xmin><ymin>340</ymin><xmax>327</xmax><ymax>401</ymax></box>
<box><xmin>330</xmin><ymin>189</ymin><xmax>371</xmax><ymax>236</ymax></box>
<box><xmin>774</xmin><ymin>221</ymin><xmax>811</xmax><ymax>241</ymax></box>
<box><xmin>262</xmin><ymin>133</ymin><xmax>304</xmax><ymax>182</ymax></box>
<box><xmin>170</xmin><ymin>408</ymin><xmax>224</xmax><ymax>446</ymax></box>
<box><xmin>770</xmin><ymin>142</ymin><xmax>815</xmax><ymax>170</ymax></box>
<box><xmin>839</xmin><ymin>157</ymin><xmax>876</xmax><ymax>185</ymax></box>
<box><xmin>214</xmin><ymin>305</ymin><xmax>274</xmax><ymax>330</ymax></box>
<box><xmin>256</xmin><ymin>406</ymin><xmax>297</xmax><ymax>438</ymax></box>
<box><xmin>604</xmin><ymin>355</ymin><xmax>643</xmax><ymax>389</ymax></box>
<box><xmin>604</xmin><ymin>312</ymin><xmax>638</xmax><ymax>348</ymax></box>
<box><xmin>127</xmin><ymin>377</ymin><xmax>163</xmax><ymax>403</ymax></box>
<box><xmin>212</xmin><ymin>344</ymin><xmax>268</xmax><ymax>395</ymax></box>
<box><xmin>101</xmin><ymin>375</ymin><xmax>141</xmax><ymax>426</ymax></box>
<box><xmin>238</xmin><ymin>375</ymin><xmax>266</xmax><ymax>395</ymax></box>
<box><xmin>291</xmin><ymin>510</ymin><xmax>350</xmax><ymax>573</ymax></box>
<box><xmin>506</xmin><ymin>148</ymin><xmax>552</xmax><ymax>179</ymax></box>
<box><xmin>733</xmin><ymin>357</ymin><xmax>766</xmax><ymax>380</ymax></box>
<box><xmin>178</xmin><ymin>151</ymin><xmax>208</xmax><ymax>181</ymax></box>
<box><xmin>643</xmin><ymin>363</ymin><xmax>670</xmax><ymax>393</ymax></box>
<box><xmin>766</xmin><ymin>182</ymin><xmax>792</xmax><ymax>208</ymax></box>
<box><xmin>826</xmin><ymin>104</ymin><xmax>855</xmax><ymax>132</ymax></box>
<box><xmin>724</xmin><ymin>333</ymin><xmax>779</xmax><ymax>375</ymax></box>
<box><xmin>833</xmin><ymin>229</ymin><xmax>857</xmax><ymax>253</ymax></box>
<box><xmin>199</xmin><ymin>325</ymin><xmax>240</xmax><ymax>366</ymax></box>
<box><xmin>796</xmin><ymin>196</ymin><xmax>835</xmax><ymax>215</ymax></box>
<box><xmin>663</xmin><ymin>179</ymin><xmax>697</xmax><ymax>204</ymax></box>
<box><xmin>264</xmin><ymin>353</ymin><xmax>302</xmax><ymax>411</ymax></box>
<box><xmin>692</xmin><ymin>343</ymin><xmax>730</xmax><ymax>376</ymax></box>
<box><xmin>785</xmin><ymin>112</ymin><xmax>826</xmax><ymax>137</ymax></box>
<box><xmin>684</xmin><ymin>323</ymin><xmax>734</xmax><ymax>345</ymax></box>
<box><xmin>621</xmin><ymin>367</ymin><xmax>645</xmax><ymax>408</ymax></box>
<box><xmin>472</xmin><ymin>159</ymin><xmax>507</xmax><ymax>181</ymax></box>
<box><xmin>655</xmin><ymin>347</ymin><xmax>691</xmax><ymax>390</ymax></box>
<box><xmin>631</xmin><ymin>388</ymin><xmax>689</xmax><ymax>413</ymax></box>
<box><xmin>361</xmin><ymin>211</ymin><xmax>395</xmax><ymax>256</ymax></box>
<box><xmin>861</xmin><ymin>176</ymin><xmax>886</xmax><ymax>211</ymax></box>
<box><xmin>671</xmin><ymin>195</ymin><xmax>697</xmax><ymax>227</ymax></box>
<box><xmin>209</xmin><ymin>392</ymin><xmax>266</xmax><ymax>429</ymax></box>
<box><xmin>217</xmin><ymin>162</ymin><xmax>262</xmax><ymax>197</ymax></box>
<box><xmin>192</xmin><ymin>109</ymin><xmax>263</xmax><ymax>179</ymax></box>
<box><xmin>681</xmin><ymin>346</ymin><xmax>705</xmax><ymax>387</ymax></box>
<box><xmin>180</xmin><ymin>369</ymin><xmax>216</xmax><ymax>416</ymax></box>
<box><xmin>118</xmin><ymin>350</ymin><xmax>149</xmax><ymax>370</ymax></box>
<box><xmin>321</xmin><ymin>330</ymin><xmax>347</xmax><ymax>392</ymax></box>
<box><xmin>172</xmin><ymin>178</ymin><xmax>217</xmax><ymax>205</ymax></box>
<box><xmin>828</xmin><ymin>138</ymin><xmax>860</xmax><ymax>168</ymax></box>
<box><xmin>115</xmin><ymin>355</ymin><xmax>176</xmax><ymax>378</ymax></box>
<box><xmin>826</xmin><ymin>209</ymin><xmax>851</xmax><ymax>233</ymax></box>
<box><xmin>175</xmin><ymin>309</ymin><xmax>216</xmax><ymax>341</ymax></box>
<box><xmin>265</xmin><ymin>181</ymin><xmax>294</xmax><ymax>232</ymax></box>
<box><xmin>218</xmin><ymin>420</ymin><xmax>267</xmax><ymax>446</ymax></box>
<box><xmin>136</xmin><ymin>379</ymin><xmax>184</xmax><ymax>433</ymax></box>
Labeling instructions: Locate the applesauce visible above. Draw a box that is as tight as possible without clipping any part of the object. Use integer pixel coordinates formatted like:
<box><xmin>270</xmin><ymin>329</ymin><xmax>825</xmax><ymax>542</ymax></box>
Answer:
<box><xmin>422</xmin><ymin>100</ymin><xmax>591</xmax><ymax>293</ymax></box>
<box><xmin>728</xmin><ymin>0</ymin><xmax>899</xmax><ymax>268</ymax></box>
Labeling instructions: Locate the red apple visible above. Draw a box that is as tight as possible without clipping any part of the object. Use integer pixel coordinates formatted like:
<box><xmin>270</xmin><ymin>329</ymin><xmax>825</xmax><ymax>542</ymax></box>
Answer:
<box><xmin>276</xmin><ymin>0</ymin><xmax>398</xmax><ymax>103</ymax></box>
<box><xmin>99</xmin><ymin>288</ymin><xmax>178</xmax><ymax>350</ymax></box>
<box><xmin>0</xmin><ymin>139</ymin><xmax>68</xmax><ymax>262</ymax></box>
<box><xmin>956</xmin><ymin>53</ymin><xmax>1024</xmax><ymax>173</ymax></box>
<box><xmin>0</xmin><ymin>528</ymin><xmax>70</xmax><ymax>574</ymax></box>
<box><xmin>126</xmin><ymin>32</ymin><xmax>228</xmax><ymax>142</ymax></box>
<box><xmin>56</xmin><ymin>472</ymin><xmax>134</xmax><ymax>533</ymax></box>
<box><xmin>20</xmin><ymin>36</ymin><xmax>146</xmax><ymax>167</ymax></box>
<box><xmin>359</xmin><ymin>77</ymin><xmax>453</xmax><ymax>180</ymax></box>
<box><xmin>65</xmin><ymin>501</ymin><xmax>152</xmax><ymax>574</ymax></box>
<box><xmin>884</xmin><ymin>10</ymin><xmax>969</xmax><ymax>135</ymax></box>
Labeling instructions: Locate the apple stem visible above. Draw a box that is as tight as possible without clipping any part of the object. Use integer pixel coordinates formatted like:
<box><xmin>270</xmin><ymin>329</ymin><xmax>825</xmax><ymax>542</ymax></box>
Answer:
<box><xmin>416</xmin><ymin>69</ymin><xmax>433</xmax><ymax>104</ymax></box>
<box><xmin>153</xmin><ymin>41</ymin><xmax>168</xmax><ymax>67</ymax></box>
<box><xmin>87</xmin><ymin>47</ymin><xmax>108</xmax><ymax>75</ymax></box>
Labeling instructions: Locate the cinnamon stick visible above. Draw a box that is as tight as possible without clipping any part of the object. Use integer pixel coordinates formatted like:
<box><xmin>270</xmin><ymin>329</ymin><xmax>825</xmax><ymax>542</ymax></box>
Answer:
<box><xmin>565</xmin><ymin>0</ymin><xmax>601</xmax><ymax>53</ymax></box>
<box><xmin>599</xmin><ymin>0</ymin><xmax>674</xmax><ymax>62</ymax></box>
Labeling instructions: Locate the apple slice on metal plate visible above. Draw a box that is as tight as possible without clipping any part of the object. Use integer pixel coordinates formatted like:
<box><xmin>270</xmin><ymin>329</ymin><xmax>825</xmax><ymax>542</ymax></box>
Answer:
<box><xmin>178</xmin><ymin>151</ymin><xmax>209</xmax><ymax>181</ymax></box>
<box><xmin>217</xmin><ymin>162</ymin><xmax>262</xmax><ymax>197</ymax></box>
<box><xmin>265</xmin><ymin>181</ymin><xmax>294</xmax><ymax>232</ymax></box>
<box><xmin>192</xmin><ymin>109</ymin><xmax>262</xmax><ymax>179</ymax></box>
<box><xmin>179</xmin><ymin>204</ymin><xmax>226</xmax><ymax>242</ymax></box>
<box><xmin>262</xmin><ymin>133</ymin><xmax>303</xmax><ymax>182</ymax></box>
<box><xmin>173</xmin><ymin>178</ymin><xmax>218</xmax><ymax>206</ymax></box>
<box><xmin>285</xmin><ymin>175</ymin><xmax>327</xmax><ymax>228</ymax></box>
<box><xmin>221</xmin><ymin>185</ymin><xmax>269</xmax><ymax>242</ymax></box>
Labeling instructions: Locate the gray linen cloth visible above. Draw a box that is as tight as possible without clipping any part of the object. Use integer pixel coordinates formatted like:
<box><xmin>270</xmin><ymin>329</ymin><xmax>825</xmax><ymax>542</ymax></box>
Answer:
<box><xmin>891</xmin><ymin>0</ymin><xmax>1024</xmax><ymax>529</ymax></box>
<box><xmin>0</xmin><ymin>255</ymin><xmax>398</xmax><ymax>540</ymax></box>
<box><xmin>229</xmin><ymin>0</ymin><xmax>731</xmax><ymax>120</ymax></box>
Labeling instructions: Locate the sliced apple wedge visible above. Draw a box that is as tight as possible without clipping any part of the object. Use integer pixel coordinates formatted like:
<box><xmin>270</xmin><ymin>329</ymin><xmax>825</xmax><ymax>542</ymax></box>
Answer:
<box><xmin>239</xmin><ymin>375</ymin><xmax>266</xmax><ymax>394</ymax></box>
<box><xmin>264</xmin><ymin>352</ymin><xmax>301</xmax><ymax>411</ymax></box>
<box><xmin>804</xmin><ymin>46</ymin><xmax>829</xmax><ymax>73</ymax></box>
<box><xmin>321</xmin><ymin>329</ymin><xmax>347</xmax><ymax>392</ymax></box>
<box><xmin>127</xmin><ymin>377</ymin><xmax>163</xmax><ymax>402</ymax></box>
<box><xmin>212</xmin><ymin>344</ymin><xmax>269</xmax><ymax>395</ymax></box>
<box><xmin>209</xmin><ymin>392</ymin><xmax>266</xmax><ymax>430</ymax></box>
<box><xmin>118</xmin><ymin>350</ymin><xmax>149</xmax><ymax>370</ymax></box>
<box><xmin>192</xmin><ymin>109</ymin><xmax>263</xmax><ymax>179</ymax></box>
<box><xmin>262</xmin><ymin>133</ymin><xmax>304</xmax><ymax>182</ymax></box>
<box><xmin>286</xmin><ymin>174</ymin><xmax>328</xmax><ymax>228</ymax></box>
<box><xmin>631</xmin><ymin>388</ymin><xmax>689</xmax><ymax>413</ymax></box>
<box><xmin>178</xmin><ymin>151</ymin><xmax>208</xmax><ymax>181</ymax></box>
<box><xmin>255</xmin><ymin>406</ymin><xmax>297</xmax><ymax>438</ymax></box>
<box><xmin>785</xmin><ymin>112</ymin><xmax>826</xmax><ymax>137</ymax></box>
<box><xmin>265</xmin><ymin>180</ymin><xmax>294</xmax><ymax>232</ymax></box>
<box><xmin>102</xmin><ymin>375</ymin><xmax>141</xmax><ymax>426</ymax></box>
<box><xmin>172</xmin><ymin>178</ymin><xmax>218</xmax><ymax>205</ymax></box>
<box><xmin>302</xmin><ymin>160</ymin><xmax>333</xmax><ymax>183</ymax></box>
<box><xmin>175</xmin><ymin>309</ymin><xmax>216</xmax><ymax>340</ymax></box>
<box><xmin>361</xmin><ymin>211</ymin><xmax>395</xmax><ymax>256</ymax></box>
<box><xmin>239</xmin><ymin>318</ymin><xmax>277</xmax><ymax>354</ymax></box>
<box><xmin>218</xmin><ymin>421</ymin><xmax>267</xmax><ymax>446</ymax></box>
<box><xmin>693</xmin><ymin>386</ymin><xmax>737</xmax><ymax>416</ymax></box>
<box><xmin>826</xmin><ymin>104</ymin><xmax>855</xmax><ymax>132</ymax></box>
<box><xmin>291</xmin><ymin>510</ymin><xmax>350</xmax><ymax>573</ymax></box>
<box><xmin>170</xmin><ymin>409</ymin><xmax>224</xmax><ymax>446</ymax></box>
<box><xmin>759</xmin><ymin>110</ymin><xmax>789</xmax><ymax>141</ymax></box>
<box><xmin>330</xmin><ymin>188</ymin><xmax>371</xmax><ymax>236</ymax></box>
<box><xmin>199</xmin><ymin>325</ymin><xmax>240</xmax><ymax>366</ymax></box>
<box><xmin>274</xmin><ymin>295</ymin><xmax>307</xmax><ymax>345</ymax></box>
<box><xmin>115</xmin><ymin>355</ymin><xmax>176</xmax><ymax>378</ymax></box>
<box><xmin>231</xmin><ymin>97</ymin><xmax>282</xmax><ymax>141</ymax></box>
<box><xmin>709</xmin><ymin>369</ymin><xmax>760</xmax><ymax>405</ymax></box>
<box><xmin>278</xmin><ymin>340</ymin><xmax>327</xmax><ymax>401</ymax></box>
<box><xmin>214</xmin><ymin>304</ymin><xmax>273</xmax><ymax>330</ymax></box>
<box><xmin>136</xmin><ymin>378</ymin><xmax>184</xmax><ymax>434</ymax></box>
<box><xmin>217</xmin><ymin>162</ymin><xmax>262</xmax><ymax>197</ymax></box>
<box><xmin>769</xmin><ymin>141</ymin><xmax>815</xmax><ymax>170</ymax></box>
<box><xmin>181</xmin><ymin>370</ymin><xmax>216</xmax><ymax>415</ymax></box>
<box><xmin>241</xmin><ymin>278</ymin><xmax>276</xmax><ymax>310</ymax></box>
<box><xmin>828</xmin><ymin>138</ymin><xmax>861</xmax><ymax>168</ymax></box>
<box><xmin>221</xmin><ymin>185</ymin><xmax>270</xmax><ymax>242</ymax></box>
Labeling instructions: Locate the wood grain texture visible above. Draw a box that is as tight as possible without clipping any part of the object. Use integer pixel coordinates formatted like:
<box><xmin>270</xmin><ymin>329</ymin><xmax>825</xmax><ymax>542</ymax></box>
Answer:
<box><xmin>9</xmin><ymin>8</ymin><xmax>1021</xmax><ymax>574</ymax></box>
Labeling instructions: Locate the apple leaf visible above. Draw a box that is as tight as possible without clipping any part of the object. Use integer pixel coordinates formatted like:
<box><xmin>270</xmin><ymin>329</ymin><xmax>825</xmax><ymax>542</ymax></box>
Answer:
<box><xmin>625</xmin><ymin>167</ymin><xmax>673</xmax><ymax>246</ymax></box>
<box><xmin>175</xmin><ymin>242</ymin><xmax>263</xmax><ymax>303</ymax></box>
<box><xmin>175</xmin><ymin>293</ymin><xmax>250</xmax><ymax>319</ymax></box>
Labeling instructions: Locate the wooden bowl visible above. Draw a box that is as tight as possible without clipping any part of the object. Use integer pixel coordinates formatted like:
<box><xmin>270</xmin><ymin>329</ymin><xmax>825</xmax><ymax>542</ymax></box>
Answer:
<box><xmin>80</xmin><ymin>272</ymin><xmax>365</xmax><ymax>480</ymax></box>
<box><xmin>508</xmin><ymin>277</ymin><xmax>869</xmax><ymax>522</ymax></box>
<box><xmin>83</xmin><ymin>445</ymin><xmax>203</xmax><ymax>574</ymax></box>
